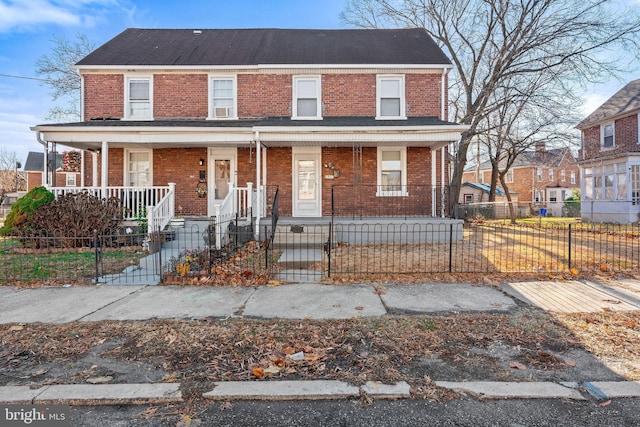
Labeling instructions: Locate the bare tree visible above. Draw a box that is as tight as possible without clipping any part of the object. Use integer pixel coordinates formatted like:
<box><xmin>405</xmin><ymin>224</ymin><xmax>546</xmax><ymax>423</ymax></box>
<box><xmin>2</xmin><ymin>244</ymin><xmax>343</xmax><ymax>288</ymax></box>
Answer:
<box><xmin>0</xmin><ymin>148</ymin><xmax>25</xmax><ymax>200</ymax></box>
<box><xmin>341</xmin><ymin>0</ymin><xmax>640</xmax><ymax>212</ymax></box>
<box><xmin>35</xmin><ymin>34</ymin><xmax>95</xmax><ymax>122</ymax></box>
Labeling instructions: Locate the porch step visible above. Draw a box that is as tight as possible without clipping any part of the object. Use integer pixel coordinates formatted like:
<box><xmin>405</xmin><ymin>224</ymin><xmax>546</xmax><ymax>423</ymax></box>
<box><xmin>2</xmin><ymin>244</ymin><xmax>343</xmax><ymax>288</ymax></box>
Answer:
<box><xmin>271</xmin><ymin>224</ymin><xmax>331</xmax><ymax>250</ymax></box>
<box><xmin>276</xmin><ymin>248</ymin><xmax>324</xmax><ymax>270</ymax></box>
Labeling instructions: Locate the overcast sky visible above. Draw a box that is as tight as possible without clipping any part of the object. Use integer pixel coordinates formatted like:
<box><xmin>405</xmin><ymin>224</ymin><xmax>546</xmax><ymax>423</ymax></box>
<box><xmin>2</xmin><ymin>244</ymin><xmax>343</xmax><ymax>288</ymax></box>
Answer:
<box><xmin>0</xmin><ymin>0</ymin><xmax>637</xmax><ymax>165</ymax></box>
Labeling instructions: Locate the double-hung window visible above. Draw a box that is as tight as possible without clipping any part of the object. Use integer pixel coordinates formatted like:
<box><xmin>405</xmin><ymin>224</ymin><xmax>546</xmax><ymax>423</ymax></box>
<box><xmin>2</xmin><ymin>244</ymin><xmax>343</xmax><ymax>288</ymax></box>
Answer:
<box><xmin>376</xmin><ymin>75</ymin><xmax>405</xmax><ymax>119</ymax></box>
<box><xmin>209</xmin><ymin>76</ymin><xmax>237</xmax><ymax>119</ymax></box>
<box><xmin>125</xmin><ymin>76</ymin><xmax>152</xmax><ymax>120</ymax></box>
<box><xmin>293</xmin><ymin>76</ymin><xmax>321</xmax><ymax>119</ymax></box>
<box><xmin>505</xmin><ymin>169</ymin><xmax>514</xmax><ymax>183</ymax></box>
<box><xmin>602</xmin><ymin>122</ymin><xmax>614</xmax><ymax>148</ymax></box>
<box><xmin>125</xmin><ymin>149</ymin><xmax>152</xmax><ymax>187</ymax></box>
<box><xmin>377</xmin><ymin>147</ymin><xmax>407</xmax><ymax>196</ymax></box>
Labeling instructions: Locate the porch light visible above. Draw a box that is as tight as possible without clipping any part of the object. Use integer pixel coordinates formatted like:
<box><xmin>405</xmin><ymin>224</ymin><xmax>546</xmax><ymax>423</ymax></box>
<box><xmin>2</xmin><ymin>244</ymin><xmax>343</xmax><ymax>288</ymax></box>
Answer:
<box><xmin>199</xmin><ymin>158</ymin><xmax>205</xmax><ymax>166</ymax></box>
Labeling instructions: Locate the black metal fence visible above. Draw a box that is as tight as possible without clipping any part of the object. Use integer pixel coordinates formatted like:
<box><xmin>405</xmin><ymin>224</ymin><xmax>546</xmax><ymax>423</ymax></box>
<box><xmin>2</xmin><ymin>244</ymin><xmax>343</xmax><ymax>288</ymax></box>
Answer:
<box><xmin>1</xmin><ymin>220</ymin><xmax>638</xmax><ymax>284</ymax></box>
<box><xmin>327</xmin><ymin>222</ymin><xmax>639</xmax><ymax>275</ymax></box>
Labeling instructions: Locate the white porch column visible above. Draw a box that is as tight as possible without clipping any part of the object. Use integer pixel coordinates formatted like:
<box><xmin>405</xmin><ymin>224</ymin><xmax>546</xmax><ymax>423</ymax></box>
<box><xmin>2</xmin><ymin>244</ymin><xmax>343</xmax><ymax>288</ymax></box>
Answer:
<box><xmin>100</xmin><ymin>141</ymin><xmax>108</xmax><ymax>197</ymax></box>
<box><xmin>441</xmin><ymin>147</ymin><xmax>446</xmax><ymax>217</ymax></box>
<box><xmin>92</xmin><ymin>152</ymin><xmax>98</xmax><ymax>187</ymax></box>
<box><xmin>431</xmin><ymin>148</ymin><xmax>437</xmax><ymax>216</ymax></box>
<box><xmin>80</xmin><ymin>150</ymin><xmax>85</xmax><ymax>187</ymax></box>
<box><xmin>254</xmin><ymin>132</ymin><xmax>262</xmax><ymax>239</ymax></box>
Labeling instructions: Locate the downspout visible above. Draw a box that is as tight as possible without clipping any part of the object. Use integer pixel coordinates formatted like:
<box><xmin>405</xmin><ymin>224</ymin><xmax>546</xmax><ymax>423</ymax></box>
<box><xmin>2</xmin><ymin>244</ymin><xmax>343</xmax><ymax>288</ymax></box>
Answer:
<box><xmin>36</xmin><ymin>131</ymin><xmax>49</xmax><ymax>187</ymax></box>
<box><xmin>254</xmin><ymin>130</ymin><xmax>261</xmax><ymax>239</ymax></box>
<box><xmin>441</xmin><ymin>67</ymin><xmax>450</xmax><ymax>121</ymax></box>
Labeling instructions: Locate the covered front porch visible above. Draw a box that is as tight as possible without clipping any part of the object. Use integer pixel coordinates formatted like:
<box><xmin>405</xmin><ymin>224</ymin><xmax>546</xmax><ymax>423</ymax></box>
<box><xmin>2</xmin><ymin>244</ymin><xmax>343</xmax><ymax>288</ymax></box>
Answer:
<box><xmin>31</xmin><ymin>117</ymin><xmax>466</xmax><ymax>244</ymax></box>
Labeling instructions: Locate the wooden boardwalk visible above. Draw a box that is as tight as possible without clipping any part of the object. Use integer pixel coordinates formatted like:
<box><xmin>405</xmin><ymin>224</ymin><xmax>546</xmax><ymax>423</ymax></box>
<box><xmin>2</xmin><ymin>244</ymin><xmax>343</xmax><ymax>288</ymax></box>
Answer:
<box><xmin>503</xmin><ymin>280</ymin><xmax>640</xmax><ymax>313</ymax></box>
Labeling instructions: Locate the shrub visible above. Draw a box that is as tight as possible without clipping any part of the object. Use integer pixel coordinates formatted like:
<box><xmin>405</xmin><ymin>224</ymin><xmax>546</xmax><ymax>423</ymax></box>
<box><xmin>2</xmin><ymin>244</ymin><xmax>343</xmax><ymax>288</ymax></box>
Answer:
<box><xmin>1</xmin><ymin>186</ymin><xmax>54</xmax><ymax>235</ymax></box>
<box><xmin>25</xmin><ymin>192</ymin><xmax>125</xmax><ymax>247</ymax></box>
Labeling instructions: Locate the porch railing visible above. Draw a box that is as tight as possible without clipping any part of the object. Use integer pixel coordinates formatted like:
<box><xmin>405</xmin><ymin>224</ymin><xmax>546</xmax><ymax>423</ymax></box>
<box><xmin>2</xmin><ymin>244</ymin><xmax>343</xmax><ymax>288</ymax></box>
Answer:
<box><xmin>331</xmin><ymin>184</ymin><xmax>450</xmax><ymax>219</ymax></box>
<box><xmin>49</xmin><ymin>185</ymin><xmax>174</xmax><ymax>221</ymax></box>
<box><xmin>147</xmin><ymin>183</ymin><xmax>176</xmax><ymax>235</ymax></box>
<box><xmin>212</xmin><ymin>183</ymin><xmax>254</xmax><ymax>249</ymax></box>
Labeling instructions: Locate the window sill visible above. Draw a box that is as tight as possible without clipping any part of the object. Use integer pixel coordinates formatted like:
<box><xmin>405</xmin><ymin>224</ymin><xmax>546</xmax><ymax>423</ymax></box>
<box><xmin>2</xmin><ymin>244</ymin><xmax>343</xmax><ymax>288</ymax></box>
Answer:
<box><xmin>600</xmin><ymin>145</ymin><xmax>616</xmax><ymax>151</ymax></box>
<box><xmin>291</xmin><ymin>116</ymin><xmax>323</xmax><ymax>121</ymax></box>
<box><xmin>375</xmin><ymin>116</ymin><xmax>407</xmax><ymax>121</ymax></box>
<box><xmin>122</xmin><ymin>117</ymin><xmax>154</xmax><ymax>121</ymax></box>
<box><xmin>207</xmin><ymin>116</ymin><xmax>238</xmax><ymax>121</ymax></box>
<box><xmin>376</xmin><ymin>191</ymin><xmax>409</xmax><ymax>197</ymax></box>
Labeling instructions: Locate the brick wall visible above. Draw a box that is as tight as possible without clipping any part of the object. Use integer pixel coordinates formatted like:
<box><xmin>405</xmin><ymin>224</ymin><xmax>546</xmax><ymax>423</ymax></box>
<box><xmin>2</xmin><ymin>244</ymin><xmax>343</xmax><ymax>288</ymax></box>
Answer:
<box><xmin>155</xmin><ymin>74</ymin><xmax>208</xmax><ymax>118</ymax></box>
<box><xmin>83</xmin><ymin>71</ymin><xmax>444</xmax><ymax>120</ymax></box>
<box><xmin>84</xmin><ymin>74</ymin><xmax>124</xmax><ymax>119</ymax></box>
<box><xmin>580</xmin><ymin>114</ymin><xmax>640</xmax><ymax>161</ymax></box>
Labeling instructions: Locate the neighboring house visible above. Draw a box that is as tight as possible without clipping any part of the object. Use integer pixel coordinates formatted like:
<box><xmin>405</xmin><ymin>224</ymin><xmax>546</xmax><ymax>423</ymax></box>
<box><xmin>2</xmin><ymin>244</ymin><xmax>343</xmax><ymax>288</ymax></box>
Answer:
<box><xmin>459</xmin><ymin>182</ymin><xmax>518</xmax><ymax>204</ymax></box>
<box><xmin>576</xmin><ymin>78</ymin><xmax>640</xmax><ymax>223</ymax></box>
<box><xmin>24</xmin><ymin>152</ymin><xmax>80</xmax><ymax>191</ymax></box>
<box><xmin>31</xmin><ymin>28</ymin><xmax>467</xmax><ymax>234</ymax></box>
<box><xmin>461</xmin><ymin>142</ymin><xmax>580</xmax><ymax>217</ymax></box>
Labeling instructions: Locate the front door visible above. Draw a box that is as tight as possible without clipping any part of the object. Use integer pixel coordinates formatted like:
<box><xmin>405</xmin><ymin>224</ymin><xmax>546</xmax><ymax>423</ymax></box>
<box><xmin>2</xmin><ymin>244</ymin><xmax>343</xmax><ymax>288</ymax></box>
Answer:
<box><xmin>208</xmin><ymin>148</ymin><xmax>236</xmax><ymax>216</ymax></box>
<box><xmin>292</xmin><ymin>147</ymin><xmax>322</xmax><ymax>217</ymax></box>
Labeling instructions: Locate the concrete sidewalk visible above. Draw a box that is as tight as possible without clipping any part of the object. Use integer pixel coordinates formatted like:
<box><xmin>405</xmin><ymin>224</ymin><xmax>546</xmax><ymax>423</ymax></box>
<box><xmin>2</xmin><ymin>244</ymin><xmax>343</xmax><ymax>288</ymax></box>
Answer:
<box><xmin>0</xmin><ymin>282</ymin><xmax>517</xmax><ymax>324</ymax></box>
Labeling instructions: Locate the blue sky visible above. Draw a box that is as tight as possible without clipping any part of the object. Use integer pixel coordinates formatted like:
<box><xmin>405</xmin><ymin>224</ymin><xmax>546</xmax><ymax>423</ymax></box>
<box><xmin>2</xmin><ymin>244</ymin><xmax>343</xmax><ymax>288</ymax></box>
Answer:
<box><xmin>0</xmin><ymin>0</ymin><xmax>637</xmax><ymax>165</ymax></box>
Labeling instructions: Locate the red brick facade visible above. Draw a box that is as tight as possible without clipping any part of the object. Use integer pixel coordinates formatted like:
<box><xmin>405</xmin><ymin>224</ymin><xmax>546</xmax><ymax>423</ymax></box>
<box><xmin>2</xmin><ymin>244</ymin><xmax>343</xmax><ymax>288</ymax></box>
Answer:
<box><xmin>579</xmin><ymin>114</ymin><xmax>640</xmax><ymax>161</ymax></box>
<box><xmin>84</xmin><ymin>71</ymin><xmax>444</xmax><ymax>120</ymax></box>
<box><xmin>81</xmin><ymin>69</ymin><xmax>449</xmax><ymax>216</ymax></box>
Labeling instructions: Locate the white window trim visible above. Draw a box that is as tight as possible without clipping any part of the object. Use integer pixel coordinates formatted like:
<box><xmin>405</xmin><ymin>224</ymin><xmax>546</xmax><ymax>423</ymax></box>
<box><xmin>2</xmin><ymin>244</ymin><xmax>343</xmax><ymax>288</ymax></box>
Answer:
<box><xmin>601</xmin><ymin>121</ymin><xmax>615</xmax><ymax>149</ymax></box>
<box><xmin>376</xmin><ymin>74</ymin><xmax>406</xmax><ymax>120</ymax></box>
<box><xmin>208</xmin><ymin>75</ymin><xmax>238</xmax><ymax>120</ymax></box>
<box><xmin>292</xmin><ymin>75</ymin><xmax>322</xmax><ymax>120</ymax></box>
<box><xmin>65</xmin><ymin>173</ymin><xmax>76</xmax><ymax>187</ymax></box>
<box><xmin>124</xmin><ymin>75</ymin><xmax>153</xmax><ymax>120</ymax></box>
<box><xmin>505</xmin><ymin>169</ymin><xmax>514</xmax><ymax>183</ymax></box>
<box><xmin>124</xmin><ymin>148</ymin><xmax>153</xmax><ymax>187</ymax></box>
<box><xmin>570</xmin><ymin>171</ymin><xmax>576</xmax><ymax>185</ymax></box>
<box><xmin>376</xmin><ymin>146</ymin><xmax>408</xmax><ymax>197</ymax></box>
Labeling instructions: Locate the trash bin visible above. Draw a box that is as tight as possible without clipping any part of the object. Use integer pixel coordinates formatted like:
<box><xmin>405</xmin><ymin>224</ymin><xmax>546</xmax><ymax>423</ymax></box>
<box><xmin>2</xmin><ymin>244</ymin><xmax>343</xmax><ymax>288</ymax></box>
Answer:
<box><xmin>540</xmin><ymin>208</ymin><xmax>547</xmax><ymax>217</ymax></box>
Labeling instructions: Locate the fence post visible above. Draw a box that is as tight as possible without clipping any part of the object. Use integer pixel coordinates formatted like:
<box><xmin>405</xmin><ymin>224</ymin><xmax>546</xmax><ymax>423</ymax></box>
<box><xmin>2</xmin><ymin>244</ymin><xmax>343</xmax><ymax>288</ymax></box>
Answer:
<box><xmin>448</xmin><ymin>223</ymin><xmax>453</xmax><ymax>273</ymax></box>
<box><xmin>327</xmin><ymin>221</ymin><xmax>332</xmax><ymax>277</ymax></box>
<box><xmin>264</xmin><ymin>224</ymin><xmax>269</xmax><ymax>272</ymax></box>
<box><xmin>93</xmin><ymin>229</ymin><xmax>100</xmax><ymax>284</ymax></box>
<box><xmin>568</xmin><ymin>223</ymin><xmax>572</xmax><ymax>271</ymax></box>
<box><xmin>157</xmin><ymin>225</ymin><xmax>162</xmax><ymax>280</ymax></box>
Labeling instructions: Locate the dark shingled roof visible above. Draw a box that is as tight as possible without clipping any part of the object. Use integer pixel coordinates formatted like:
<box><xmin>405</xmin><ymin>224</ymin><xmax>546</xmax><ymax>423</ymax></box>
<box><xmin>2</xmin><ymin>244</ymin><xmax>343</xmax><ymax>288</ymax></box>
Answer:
<box><xmin>76</xmin><ymin>28</ymin><xmax>451</xmax><ymax>67</ymax></box>
<box><xmin>24</xmin><ymin>152</ymin><xmax>62</xmax><ymax>171</ymax></box>
<box><xmin>577</xmin><ymin>78</ymin><xmax>640</xmax><ymax>129</ymax></box>
<box><xmin>37</xmin><ymin>116</ymin><xmax>460</xmax><ymax>128</ymax></box>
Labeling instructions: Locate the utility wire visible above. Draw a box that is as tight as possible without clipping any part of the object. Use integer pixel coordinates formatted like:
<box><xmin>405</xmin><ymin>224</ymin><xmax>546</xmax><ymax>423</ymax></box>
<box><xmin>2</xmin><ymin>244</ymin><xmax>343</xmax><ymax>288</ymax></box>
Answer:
<box><xmin>0</xmin><ymin>73</ymin><xmax>48</xmax><ymax>82</ymax></box>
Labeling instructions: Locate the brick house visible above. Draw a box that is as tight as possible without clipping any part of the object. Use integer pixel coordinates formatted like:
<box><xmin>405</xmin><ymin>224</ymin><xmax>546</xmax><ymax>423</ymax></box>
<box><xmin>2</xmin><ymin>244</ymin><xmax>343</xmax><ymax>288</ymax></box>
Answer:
<box><xmin>461</xmin><ymin>142</ymin><xmax>580</xmax><ymax>217</ymax></box>
<box><xmin>576</xmin><ymin>78</ymin><xmax>640</xmax><ymax>223</ymax></box>
<box><xmin>23</xmin><ymin>152</ymin><xmax>82</xmax><ymax>191</ymax></box>
<box><xmin>31</xmin><ymin>28</ymin><xmax>467</xmax><ymax>233</ymax></box>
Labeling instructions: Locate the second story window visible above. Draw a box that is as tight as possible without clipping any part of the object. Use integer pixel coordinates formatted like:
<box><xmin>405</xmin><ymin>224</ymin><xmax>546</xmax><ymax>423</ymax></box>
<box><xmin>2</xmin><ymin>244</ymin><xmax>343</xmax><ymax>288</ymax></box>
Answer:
<box><xmin>125</xmin><ymin>76</ymin><xmax>152</xmax><ymax>120</ymax></box>
<box><xmin>505</xmin><ymin>169</ymin><xmax>514</xmax><ymax>183</ymax></box>
<box><xmin>537</xmin><ymin>168</ymin><xmax>542</xmax><ymax>182</ymax></box>
<box><xmin>293</xmin><ymin>76</ymin><xmax>321</xmax><ymax>120</ymax></box>
<box><xmin>570</xmin><ymin>171</ymin><xmax>576</xmax><ymax>184</ymax></box>
<box><xmin>549</xmin><ymin>168</ymin><xmax>554</xmax><ymax>180</ymax></box>
<box><xmin>209</xmin><ymin>76</ymin><xmax>237</xmax><ymax>119</ymax></box>
<box><xmin>377</xmin><ymin>75</ymin><xmax>405</xmax><ymax>119</ymax></box>
<box><xmin>602</xmin><ymin>122</ymin><xmax>614</xmax><ymax>148</ymax></box>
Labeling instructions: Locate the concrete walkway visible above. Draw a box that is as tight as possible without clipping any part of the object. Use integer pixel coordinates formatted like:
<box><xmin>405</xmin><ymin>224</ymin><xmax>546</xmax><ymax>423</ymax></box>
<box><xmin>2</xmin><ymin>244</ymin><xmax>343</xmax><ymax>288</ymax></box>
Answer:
<box><xmin>1</xmin><ymin>279</ymin><xmax>639</xmax><ymax>406</ymax></box>
<box><xmin>0</xmin><ymin>282</ymin><xmax>516</xmax><ymax>324</ymax></box>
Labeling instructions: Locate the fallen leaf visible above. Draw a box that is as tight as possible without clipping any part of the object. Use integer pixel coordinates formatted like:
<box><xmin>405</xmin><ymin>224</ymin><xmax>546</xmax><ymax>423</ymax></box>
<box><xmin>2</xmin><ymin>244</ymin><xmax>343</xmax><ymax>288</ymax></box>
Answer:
<box><xmin>267</xmin><ymin>280</ymin><xmax>282</xmax><ymax>287</ymax></box>
<box><xmin>570</xmin><ymin>268</ymin><xmax>579</xmax><ymax>275</ymax></box>
<box><xmin>625</xmin><ymin>321</ymin><xmax>636</xmax><ymax>328</ymax></box>
<box><xmin>508</xmin><ymin>361</ymin><xmax>526</xmax><ymax>370</ymax></box>
<box><xmin>564</xmin><ymin>360</ymin><xmax>577</xmax><ymax>367</ymax></box>
<box><xmin>252</xmin><ymin>367</ymin><xmax>264</xmax><ymax>378</ymax></box>
<box><xmin>8</xmin><ymin>325</ymin><xmax>24</xmax><ymax>332</ymax></box>
<box><xmin>283</xmin><ymin>346</ymin><xmax>296</xmax><ymax>355</ymax></box>
<box><xmin>355</xmin><ymin>306</ymin><xmax>364</xmax><ymax>311</ymax></box>
<box><xmin>373</xmin><ymin>290</ymin><xmax>386</xmax><ymax>295</ymax></box>
<box><xmin>304</xmin><ymin>354</ymin><xmax>320</xmax><ymax>361</ymax></box>
<box><xmin>599</xmin><ymin>400</ymin><xmax>612</xmax><ymax>407</ymax></box>
<box><xmin>263</xmin><ymin>364</ymin><xmax>282</xmax><ymax>374</ymax></box>
<box><xmin>86</xmin><ymin>376</ymin><xmax>113</xmax><ymax>384</ymax></box>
